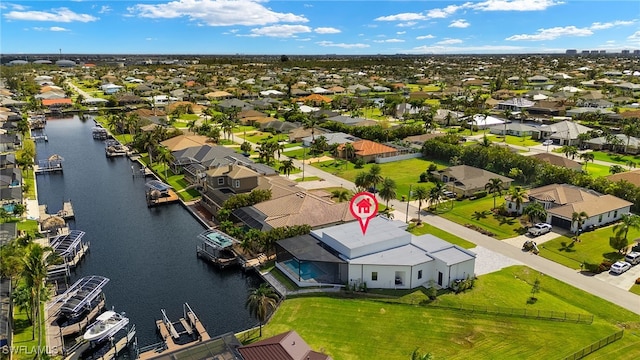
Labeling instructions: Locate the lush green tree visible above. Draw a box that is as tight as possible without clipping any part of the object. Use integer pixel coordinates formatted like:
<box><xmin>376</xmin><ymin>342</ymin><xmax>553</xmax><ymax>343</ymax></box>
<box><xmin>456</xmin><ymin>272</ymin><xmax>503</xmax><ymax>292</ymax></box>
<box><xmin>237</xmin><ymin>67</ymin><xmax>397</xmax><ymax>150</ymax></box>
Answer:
<box><xmin>410</xmin><ymin>348</ymin><xmax>434</xmax><ymax>360</ymax></box>
<box><xmin>561</xmin><ymin>145</ymin><xmax>578</xmax><ymax>159</ymax></box>
<box><xmin>240</xmin><ymin>141</ymin><xmax>252</xmax><ymax>155</ymax></box>
<box><xmin>379</xmin><ymin>177</ymin><xmax>397</xmax><ymax>208</ymax></box>
<box><xmin>609</xmin><ymin>164</ymin><xmax>625</xmax><ymax>174</ymax></box>
<box><xmin>571</xmin><ymin>211</ymin><xmax>589</xmax><ymax>236</ymax></box>
<box><xmin>508</xmin><ymin>186</ymin><xmax>527</xmax><ymax>214</ymax></box>
<box><xmin>413</xmin><ymin>186</ymin><xmax>428</xmax><ymax>221</ymax></box>
<box><xmin>579</xmin><ymin>152</ymin><xmax>595</xmax><ymax>170</ymax></box>
<box><xmin>354</xmin><ymin>172</ymin><xmax>371</xmax><ymax>192</ymax></box>
<box><xmin>485</xmin><ymin>177</ymin><xmax>504</xmax><ymax>209</ymax></box>
<box><xmin>428</xmin><ymin>182</ymin><xmax>446</xmax><ymax>210</ymax></box>
<box><xmin>366</xmin><ymin>164</ymin><xmax>384</xmax><ymax>193</ymax></box>
<box><xmin>609</xmin><ymin>236</ymin><xmax>628</xmax><ymax>254</ymax></box>
<box><xmin>522</xmin><ymin>202</ymin><xmax>547</xmax><ymax>224</ymax></box>
<box><xmin>155</xmin><ymin>146</ymin><xmax>175</xmax><ymax>180</ymax></box>
<box><xmin>613</xmin><ymin>213</ymin><xmax>640</xmax><ymax>243</ymax></box>
<box><xmin>343</xmin><ymin>143</ymin><xmax>356</xmax><ymax>160</ymax></box>
<box><xmin>245</xmin><ymin>283</ymin><xmax>279</xmax><ymax>336</ymax></box>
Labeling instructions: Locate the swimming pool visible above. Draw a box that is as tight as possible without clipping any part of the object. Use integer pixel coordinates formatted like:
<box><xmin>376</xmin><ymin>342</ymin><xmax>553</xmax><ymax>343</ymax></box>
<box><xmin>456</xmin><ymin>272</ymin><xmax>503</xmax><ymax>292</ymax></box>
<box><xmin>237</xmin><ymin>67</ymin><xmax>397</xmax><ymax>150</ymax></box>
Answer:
<box><xmin>283</xmin><ymin>259</ymin><xmax>325</xmax><ymax>281</ymax></box>
<box><xmin>3</xmin><ymin>203</ymin><xmax>15</xmax><ymax>213</ymax></box>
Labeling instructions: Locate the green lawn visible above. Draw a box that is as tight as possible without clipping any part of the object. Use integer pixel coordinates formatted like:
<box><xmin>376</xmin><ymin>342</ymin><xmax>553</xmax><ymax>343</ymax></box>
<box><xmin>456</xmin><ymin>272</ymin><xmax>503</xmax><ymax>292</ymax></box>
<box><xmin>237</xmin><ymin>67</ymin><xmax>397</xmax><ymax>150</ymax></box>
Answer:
<box><xmin>538</xmin><ymin>225</ymin><xmax>640</xmax><ymax>269</ymax></box>
<box><xmin>12</xmin><ymin>304</ymin><xmax>46</xmax><ymax>360</ymax></box>
<box><xmin>239</xmin><ymin>131</ymin><xmax>288</xmax><ymax>144</ymax></box>
<box><xmin>17</xmin><ymin>219</ymin><xmax>39</xmax><ymax>234</ymax></box>
<box><xmin>433</xmin><ymin>196</ymin><xmax>526</xmax><ymax>239</ymax></box>
<box><xmin>263</xmin><ymin>265</ymin><xmax>640</xmax><ymax>360</ymax></box>
<box><xmin>486</xmin><ymin>134</ymin><xmax>541</xmax><ymax>147</ymax></box>
<box><xmin>408</xmin><ymin>223</ymin><xmax>475</xmax><ymax>249</ymax></box>
<box><xmin>282</xmin><ymin>147</ymin><xmax>317</xmax><ymax>160</ymax></box>
<box><xmin>22</xmin><ymin>169</ymin><xmax>36</xmax><ymax>200</ymax></box>
<box><xmin>585</xmin><ymin>163</ymin><xmax>614</xmax><ymax>178</ymax></box>
<box><xmin>591</xmin><ymin>151</ymin><xmax>640</xmax><ymax>166</ymax></box>
<box><xmin>311</xmin><ymin>157</ymin><xmax>448</xmax><ymax>200</ymax></box>
<box><xmin>630</xmin><ymin>284</ymin><xmax>640</xmax><ymax>296</ymax></box>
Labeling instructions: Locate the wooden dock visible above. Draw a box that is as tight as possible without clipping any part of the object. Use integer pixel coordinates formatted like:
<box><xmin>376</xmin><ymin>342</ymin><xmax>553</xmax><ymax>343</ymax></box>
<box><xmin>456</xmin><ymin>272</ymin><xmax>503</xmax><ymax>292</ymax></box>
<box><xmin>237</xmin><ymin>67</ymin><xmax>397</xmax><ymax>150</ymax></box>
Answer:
<box><xmin>46</xmin><ymin>297</ymin><xmax>106</xmax><ymax>355</ymax></box>
<box><xmin>146</xmin><ymin>189</ymin><xmax>180</xmax><ymax>207</ymax></box>
<box><xmin>35</xmin><ymin>164</ymin><xmax>63</xmax><ymax>174</ymax></box>
<box><xmin>39</xmin><ymin>201</ymin><xmax>74</xmax><ymax>220</ymax></box>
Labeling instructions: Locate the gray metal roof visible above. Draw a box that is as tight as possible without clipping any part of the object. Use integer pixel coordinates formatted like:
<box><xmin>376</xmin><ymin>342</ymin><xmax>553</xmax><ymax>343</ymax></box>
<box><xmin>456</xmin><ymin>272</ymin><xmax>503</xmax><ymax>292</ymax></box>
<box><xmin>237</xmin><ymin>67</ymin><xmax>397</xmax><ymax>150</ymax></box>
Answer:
<box><xmin>277</xmin><ymin>235</ymin><xmax>345</xmax><ymax>263</ymax></box>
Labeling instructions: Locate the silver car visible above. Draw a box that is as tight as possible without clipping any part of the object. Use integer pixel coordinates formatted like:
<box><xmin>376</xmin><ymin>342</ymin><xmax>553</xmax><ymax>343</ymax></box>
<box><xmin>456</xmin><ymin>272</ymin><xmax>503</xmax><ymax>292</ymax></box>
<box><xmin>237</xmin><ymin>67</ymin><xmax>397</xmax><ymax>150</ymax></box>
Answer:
<box><xmin>610</xmin><ymin>261</ymin><xmax>631</xmax><ymax>274</ymax></box>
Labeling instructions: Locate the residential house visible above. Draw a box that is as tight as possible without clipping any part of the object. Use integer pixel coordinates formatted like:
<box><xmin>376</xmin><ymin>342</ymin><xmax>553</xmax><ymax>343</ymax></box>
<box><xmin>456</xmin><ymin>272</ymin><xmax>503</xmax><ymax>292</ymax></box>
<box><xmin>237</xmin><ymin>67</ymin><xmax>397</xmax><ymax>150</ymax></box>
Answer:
<box><xmin>584</xmin><ymin>134</ymin><xmax>639</xmax><ymax>154</ymax></box>
<box><xmin>536</xmin><ymin>121</ymin><xmax>593</xmax><ymax>146</ymax></box>
<box><xmin>468</xmin><ymin>114</ymin><xmax>504</xmax><ymax>130</ymax></box>
<box><xmin>238</xmin><ymin>330</ymin><xmax>332</xmax><ymax>360</ymax></box>
<box><xmin>607</xmin><ymin>169</ymin><xmax>640</xmax><ymax>186</ymax></box>
<box><xmin>101</xmin><ymin>83</ymin><xmax>124</xmax><ymax>95</ymax></box>
<box><xmin>260</xmin><ymin>121</ymin><xmax>300</xmax><ymax>134</ymax></box>
<box><xmin>506</xmin><ymin>184</ymin><xmax>632</xmax><ymax>232</ymax></box>
<box><xmin>232</xmin><ymin>191</ymin><xmax>353</xmax><ymax>231</ymax></box>
<box><xmin>565</xmin><ymin>107</ymin><xmax>618</xmax><ymax>120</ymax></box>
<box><xmin>338</xmin><ymin>139</ymin><xmax>398</xmax><ymax>163</ymax></box>
<box><xmin>395</xmin><ymin>103</ymin><xmax>429</xmax><ymax>119</ymax></box>
<box><xmin>161</xmin><ymin>135</ymin><xmax>211</xmax><ymax>151</ymax></box>
<box><xmin>41</xmin><ymin>98</ymin><xmax>73</xmax><ymax>109</ymax></box>
<box><xmin>0</xmin><ymin>168</ymin><xmax>21</xmax><ymax>188</ymax></box>
<box><xmin>217</xmin><ymin>98</ymin><xmax>253</xmax><ymax>111</ymax></box>
<box><xmin>488</xmin><ymin>122</ymin><xmax>538</xmax><ymax>137</ymax></box>
<box><xmin>0</xmin><ymin>154</ymin><xmax>16</xmax><ymax>170</ymax></box>
<box><xmin>496</xmin><ymin>98</ymin><xmax>535</xmax><ymax>112</ymax></box>
<box><xmin>288</xmin><ymin>127</ymin><xmax>327</xmax><ymax>143</ymax></box>
<box><xmin>170</xmin><ymin>144</ymin><xmax>237</xmax><ymax>175</ymax></box>
<box><xmin>275</xmin><ymin>216</ymin><xmax>476</xmax><ymax>289</ymax></box>
<box><xmin>432</xmin><ymin>165</ymin><xmax>513</xmax><ymax>197</ymax></box>
<box><xmin>302</xmin><ymin>132</ymin><xmax>357</xmax><ymax>147</ymax></box>
<box><xmin>0</xmin><ymin>134</ymin><xmax>20</xmax><ymax>152</ymax></box>
<box><xmin>529</xmin><ymin>153</ymin><xmax>583</xmax><ymax>171</ymax></box>
<box><xmin>346</xmin><ymin>84</ymin><xmax>370</xmax><ymax>94</ymax></box>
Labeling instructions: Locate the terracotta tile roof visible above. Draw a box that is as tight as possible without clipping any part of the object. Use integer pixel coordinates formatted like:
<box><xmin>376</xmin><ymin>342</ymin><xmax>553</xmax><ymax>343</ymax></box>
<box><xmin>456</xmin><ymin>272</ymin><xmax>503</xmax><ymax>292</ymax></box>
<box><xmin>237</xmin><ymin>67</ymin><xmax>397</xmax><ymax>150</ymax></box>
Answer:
<box><xmin>238</xmin><ymin>331</ymin><xmax>331</xmax><ymax>360</ymax></box>
<box><xmin>350</xmin><ymin>139</ymin><xmax>397</xmax><ymax>157</ymax></box>
<box><xmin>296</xmin><ymin>94</ymin><xmax>332</xmax><ymax>103</ymax></box>
<box><xmin>41</xmin><ymin>98</ymin><xmax>72</xmax><ymax>106</ymax></box>
<box><xmin>549</xmin><ymin>195</ymin><xmax>633</xmax><ymax>219</ymax></box>
<box><xmin>607</xmin><ymin>169</ymin><xmax>640</xmax><ymax>185</ymax></box>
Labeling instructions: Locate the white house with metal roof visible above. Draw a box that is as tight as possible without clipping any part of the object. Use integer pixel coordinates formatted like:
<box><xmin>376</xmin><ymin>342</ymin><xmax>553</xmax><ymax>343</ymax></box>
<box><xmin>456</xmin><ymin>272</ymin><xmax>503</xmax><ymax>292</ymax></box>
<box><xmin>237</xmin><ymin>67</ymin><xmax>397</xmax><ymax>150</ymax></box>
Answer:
<box><xmin>275</xmin><ymin>217</ymin><xmax>476</xmax><ymax>289</ymax></box>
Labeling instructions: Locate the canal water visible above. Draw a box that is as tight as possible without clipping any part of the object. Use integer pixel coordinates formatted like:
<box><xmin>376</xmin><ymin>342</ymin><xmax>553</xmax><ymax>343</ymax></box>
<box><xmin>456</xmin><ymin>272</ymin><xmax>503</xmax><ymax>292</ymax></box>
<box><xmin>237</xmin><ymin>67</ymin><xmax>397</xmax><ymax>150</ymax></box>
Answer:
<box><xmin>35</xmin><ymin>116</ymin><xmax>261</xmax><ymax>347</ymax></box>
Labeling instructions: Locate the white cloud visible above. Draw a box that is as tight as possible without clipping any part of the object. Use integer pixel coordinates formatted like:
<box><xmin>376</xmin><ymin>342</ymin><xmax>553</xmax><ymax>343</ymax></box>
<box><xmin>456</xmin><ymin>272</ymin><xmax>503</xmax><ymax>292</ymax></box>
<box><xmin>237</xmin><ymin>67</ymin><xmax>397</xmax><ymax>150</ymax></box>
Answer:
<box><xmin>397</xmin><ymin>22</ymin><xmax>417</xmax><ymax>28</ymax></box>
<box><xmin>50</xmin><ymin>26</ymin><xmax>70</xmax><ymax>31</ymax></box>
<box><xmin>471</xmin><ymin>0</ymin><xmax>564</xmax><ymax>12</ymax></box>
<box><xmin>248</xmin><ymin>24</ymin><xmax>311</xmax><ymax>38</ymax></box>
<box><xmin>416</xmin><ymin>34</ymin><xmax>435</xmax><ymax>40</ymax></box>
<box><xmin>409</xmin><ymin>44</ymin><xmax>525</xmax><ymax>54</ymax></box>
<box><xmin>375</xmin><ymin>13</ymin><xmax>426</xmax><ymax>22</ymax></box>
<box><xmin>590</xmin><ymin>20</ymin><xmax>635</xmax><ymax>30</ymax></box>
<box><xmin>130</xmin><ymin>0</ymin><xmax>308</xmax><ymax>26</ymax></box>
<box><xmin>436</xmin><ymin>38</ymin><xmax>463</xmax><ymax>45</ymax></box>
<box><xmin>426</xmin><ymin>4</ymin><xmax>464</xmax><ymax>18</ymax></box>
<box><xmin>316</xmin><ymin>41</ymin><xmax>370</xmax><ymax>49</ymax></box>
<box><xmin>98</xmin><ymin>5</ymin><xmax>111</xmax><ymax>14</ymax></box>
<box><xmin>506</xmin><ymin>26</ymin><xmax>593</xmax><ymax>41</ymax></box>
<box><xmin>314</xmin><ymin>27</ymin><xmax>340</xmax><ymax>34</ymax></box>
<box><xmin>396</xmin><ymin>31</ymin><xmax>406</xmax><ymax>35</ymax></box>
<box><xmin>4</xmin><ymin>7</ymin><xmax>98</xmax><ymax>22</ymax></box>
<box><xmin>296</xmin><ymin>38</ymin><xmax>311</xmax><ymax>41</ymax></box>
<box><xmin>449</xmin><ymin>19</ymin><xmax>470</xmax><ymax>28</ymax></box>
<box><xmin>628</xmin><ymin>31</ymin><xmax>640</xmax><ymax>40</ymax></box>
<box><xmin>373</xmin><ymin>39</ymin><xmax>405</xmax><ymax>43</ymax></box>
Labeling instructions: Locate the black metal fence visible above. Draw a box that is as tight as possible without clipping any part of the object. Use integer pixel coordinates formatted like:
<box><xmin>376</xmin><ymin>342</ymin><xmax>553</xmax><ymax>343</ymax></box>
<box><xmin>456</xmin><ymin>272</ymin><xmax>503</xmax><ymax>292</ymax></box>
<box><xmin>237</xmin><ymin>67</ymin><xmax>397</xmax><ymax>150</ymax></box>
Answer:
<box><xmin>562</xmin><ymin>330</ymin><xmax>624</xmax><ymax>360</ymax></box>
<box><xmin>429</xmin><ymin>303</ymin><xmax>594</xmax><ymax>324</ymax></box>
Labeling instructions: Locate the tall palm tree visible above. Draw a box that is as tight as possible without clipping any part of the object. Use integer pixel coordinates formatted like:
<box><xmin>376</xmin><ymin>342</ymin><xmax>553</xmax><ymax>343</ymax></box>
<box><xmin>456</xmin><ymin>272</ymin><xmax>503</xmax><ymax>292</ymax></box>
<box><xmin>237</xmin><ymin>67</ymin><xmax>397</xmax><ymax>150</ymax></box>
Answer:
<box><xmin>523</xmin><ymin>202</ymin><xmax>547</xmax><ymax>224</ymax></box>
<box><xmin>245</xmin><ymin>283</ymin><xmax>279</xmax><ymax>336</ymax></box>
<box><xmin>571</xmin><ymin>211</ymin><xmax>589</xmax><ymax>237</ymax></box>
<box><xmin>579</xmin><ymin>152</ymin><xmax>595</xmax><ymax>170</ymax></box>
<box><xmin>508</xmin><ymin>186</ymin><xmax>527</xmax><ymax>214</ymax></box>
<box><xmin>413</xmin><ymin>185</ymin><xmax>428</xmax><ymax>221</ymax></box>
<box><xmin>343</xmin><ymin>143</ymin><xmax>356</xmax><ymax>161</ymax></box>
<box><xmin>428</xmin><ymin>182</ymin><xmax>446</xmax><ymax>210</ymax></box>
<box><xmin>622</xmin><ymin>121</ymin><xmax>639</xmax><ymax>154</ymax></box>
<box><xmin>378</xmin><ymin>177</ymin><xmax>397</xmax><ymax>208</ymax></box>
<box><xmin>22</xmin><ymin>243</ymin><xmax>59</xmax><ymax>356</ymax></box>
<box><xmin>279</xmin><ymin>159</ymin><xmax>295</xmax><ymax>177</ymax></box>
<box><xmin>614</xmin><ymin>213</ymin><xmax>640</xmax><ymax>242</ymax></box>
<box><xmin>366</xmin><ymin>164</ymin><xmax>384</xmax><ymax>194</ymax></box>
<box><xmin>155</xmin><ymin>146</ymin><xmax>175</xmax><ymax>180</ymax></box>
<box><xmin>354</xmin><ymin>172</ymin><xmax>371</xmax><ymax>192</ymax></box>
<box><xmin>485</xmin><ymin>178</ymin><xmax>504</xmax><ymax>209</ymax></box>
<box><xmin>331</xmin><ymin>189</ymin><xmax>351</xmax><ymax>203</ymax></box>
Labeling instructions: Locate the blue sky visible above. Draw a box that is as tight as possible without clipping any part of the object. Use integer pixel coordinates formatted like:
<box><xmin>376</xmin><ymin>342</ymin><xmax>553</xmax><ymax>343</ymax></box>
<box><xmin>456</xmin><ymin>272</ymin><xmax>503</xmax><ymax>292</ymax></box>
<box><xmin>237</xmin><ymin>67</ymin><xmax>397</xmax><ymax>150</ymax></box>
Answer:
<box><xmin>1</xmin><ymin>0</ymin><xmax>638</xmax><ymax>55</ymax></box>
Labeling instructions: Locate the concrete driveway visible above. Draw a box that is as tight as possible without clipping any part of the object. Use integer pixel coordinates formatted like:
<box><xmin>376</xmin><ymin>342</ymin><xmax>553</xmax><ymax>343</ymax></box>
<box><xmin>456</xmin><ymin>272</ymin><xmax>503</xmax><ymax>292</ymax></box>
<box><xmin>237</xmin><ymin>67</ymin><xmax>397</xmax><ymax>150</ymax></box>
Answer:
<box><xmin>503</xmin><ymin>229</ymin><xmax>564</xmax><ymax>248</ymax></box>
<box><xmin>595</xmin><ymin>263</ymin><xmax>640</xmax><ymax>290</ymax></box>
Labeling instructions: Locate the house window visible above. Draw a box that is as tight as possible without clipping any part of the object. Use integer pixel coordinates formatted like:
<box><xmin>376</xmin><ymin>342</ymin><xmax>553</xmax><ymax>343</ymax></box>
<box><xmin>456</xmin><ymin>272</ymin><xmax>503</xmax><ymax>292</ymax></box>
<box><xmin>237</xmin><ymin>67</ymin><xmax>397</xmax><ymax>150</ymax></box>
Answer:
<box><xmin>234</xmin><ymin>180</ymin><xmax>240</xmax><ymax>188</ymax></box>
<box><xmin>599</xmin><ymin>214</ymin><xmax>603</xmax><ymax>223</ymax></box>
<box><xmin>508</xmin><ymin>203</ymin><xmax>512</xmax><ymax>209</ymax></box>
<box><xmin>418</xmin><ymin>270</ymin><xmax>422</xmax><ymax>279</ymax></box>
<box><xmin>371</xmin><ymin>272</ymin><xmax>378</xmax><ymax>281</ymax></box>
<box><xmin>217</xmin><ymin>177</ymin><xmax>224</xmax><ymax>185</ymax></box>
<box><xmin>614</xmin><ymin>210</ymin><xmax>618</xmax><ymax>218</ymax></box>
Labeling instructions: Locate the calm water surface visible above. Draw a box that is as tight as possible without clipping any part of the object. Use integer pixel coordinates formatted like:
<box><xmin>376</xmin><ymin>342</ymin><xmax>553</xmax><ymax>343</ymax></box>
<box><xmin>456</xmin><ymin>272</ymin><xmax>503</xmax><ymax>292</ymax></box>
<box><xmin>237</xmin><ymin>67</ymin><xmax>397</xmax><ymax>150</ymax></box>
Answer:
<box><xmin>36</xmin><ymin>116</ymin><xmax>260</xmax><ymax>347</ymax></box>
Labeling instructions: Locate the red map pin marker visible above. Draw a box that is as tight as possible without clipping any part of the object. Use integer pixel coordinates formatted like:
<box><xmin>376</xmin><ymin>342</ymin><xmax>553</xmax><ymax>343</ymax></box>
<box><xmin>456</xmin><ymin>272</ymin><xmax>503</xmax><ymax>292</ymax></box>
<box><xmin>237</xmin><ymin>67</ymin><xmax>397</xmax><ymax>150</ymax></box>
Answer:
<box><xmin>349</xmin><ymin>192</ymin><xmax>378</xmax><ymax>235</ymax></box>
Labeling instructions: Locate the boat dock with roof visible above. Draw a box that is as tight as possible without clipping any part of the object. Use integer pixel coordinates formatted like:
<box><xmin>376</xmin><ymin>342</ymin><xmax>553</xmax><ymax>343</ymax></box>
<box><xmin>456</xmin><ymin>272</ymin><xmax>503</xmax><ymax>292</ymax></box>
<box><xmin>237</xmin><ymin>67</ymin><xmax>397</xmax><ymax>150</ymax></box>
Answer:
<box><xmin>92</xmin><ymin>127</ymin><xmax>109</xmax><ymax>140</ymax></box>
<box><xmin>105</xmin><ymin>139</ymin><xmax>130</xmax><ymax>157</ymax></box>
<box><xmin>145</xmin><ymin>180</ymin><xmax>179</xmax><ymax>207</ymax></box>
<box><xmin>46</xmin><ymin>276</ymin><xmax>110</xmax><ymax>354</ymax></box>
<box><xmin>137</xmin><ymin>303</ymin><xmax>210</xmax><ymax>360</ymax></box>
<box><xmin>48</xmin><ymin>230</ymin><xmax>90</xmax><ymax>278</ymax></box>
<box><xmin>35</xmin><ymin>154</ymin><xmax>64</xmax><ymax>174</ymax></box>
<box><xmin>196</xmin><ymin>229</ymin><xmax>240</xmax><ymax>269</ymax></box>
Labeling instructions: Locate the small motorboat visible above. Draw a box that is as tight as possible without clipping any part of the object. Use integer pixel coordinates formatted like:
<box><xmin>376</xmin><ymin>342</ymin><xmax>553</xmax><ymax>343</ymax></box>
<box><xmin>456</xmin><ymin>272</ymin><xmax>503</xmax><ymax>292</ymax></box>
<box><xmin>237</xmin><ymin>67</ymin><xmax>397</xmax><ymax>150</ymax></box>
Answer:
<box><xmin>83</xmin><ymin>310</ymin><xmax>129</xmax><ymax>341</ymax></box>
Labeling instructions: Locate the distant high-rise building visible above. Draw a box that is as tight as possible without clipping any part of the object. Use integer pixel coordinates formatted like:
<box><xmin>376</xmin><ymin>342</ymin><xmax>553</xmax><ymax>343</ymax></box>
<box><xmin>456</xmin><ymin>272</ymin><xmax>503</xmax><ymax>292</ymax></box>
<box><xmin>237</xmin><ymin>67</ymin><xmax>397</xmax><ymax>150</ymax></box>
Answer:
<box><xmin>581</xmin><ymin>50</ymin><xmax>590</xmax><ymax>55</ymax></box>
<box><xmin>599</xmin><ymin>50</ymin><xmax>606</xmax><ymax>54</ymax></box>
<box><xmin>591</xmin><ymin>50</ymin><xmax>600</xmax><ymax>54</ymax></box>
<box><xmin>633</xmin><ymin>50</ymin><xmax>640</xmax><ymax>55</ymax></box>
<box><xmin>566</xmin><ymin>49</ymin><xmax>577</xmax><ymax>55</ymax></box>
<box><xmin>621</xmin><ymin>50</ymin><xmax>630</xmax><ymax>54</ymax></box>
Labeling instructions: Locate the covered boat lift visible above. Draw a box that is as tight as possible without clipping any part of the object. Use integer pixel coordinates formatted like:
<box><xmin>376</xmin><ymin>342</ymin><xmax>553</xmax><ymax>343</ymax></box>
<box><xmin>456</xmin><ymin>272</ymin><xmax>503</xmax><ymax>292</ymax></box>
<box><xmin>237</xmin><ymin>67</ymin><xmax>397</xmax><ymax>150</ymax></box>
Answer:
<box><xmin>196</xmin><ymin>230</ymin><xmax>239</xmax><ymax>269</ymax></box>
<box><xmin>50</xmin><ymin>230</ymin><xmax>89</xmax><ymax>268</ymax></box>
<box><xmin>145</xmin><ymin>180</ymin><xmax>179</xmax><ymax>207</ymax></box>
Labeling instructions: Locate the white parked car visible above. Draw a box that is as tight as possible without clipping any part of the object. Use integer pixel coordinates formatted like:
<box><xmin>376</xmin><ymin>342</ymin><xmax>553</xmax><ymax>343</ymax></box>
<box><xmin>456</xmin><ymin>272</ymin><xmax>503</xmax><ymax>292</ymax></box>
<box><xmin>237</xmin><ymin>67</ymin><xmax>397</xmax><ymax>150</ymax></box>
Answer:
<box><xmin>542</xmin><ymin>140</ymin><xmax>554</xmax><ymax>146</ymax></box>
<box><xmin>610</xmin><ymin>261</ymin><xmax>631</xmax><ymax>275</ymax></box>
<box><xmin>624</xmin><ymin>252</ymin><xmax>640</xmax><ymax>265</ymax></box>
<box><xmin>528</xmin><ymin>223</ymin><xmax>552</xmax><ymax>237</ymax></box>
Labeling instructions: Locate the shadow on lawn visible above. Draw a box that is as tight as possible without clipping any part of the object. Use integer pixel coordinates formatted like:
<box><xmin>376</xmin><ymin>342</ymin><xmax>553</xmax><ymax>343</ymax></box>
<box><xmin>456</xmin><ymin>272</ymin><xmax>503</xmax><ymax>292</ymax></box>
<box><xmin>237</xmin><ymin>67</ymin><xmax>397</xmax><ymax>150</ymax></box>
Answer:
<box><xmin>559</xmin><ymin>241</ymin><xmax>576</xmax><ymax>252</ymax></box>
<box><xmin>603</xmin><ymin>251</ymin><xmax>624</xmax><ymax>262</ymax></box>
<box><xmin>12</xmin><ymin>318</ymin><xmax>31</xmax><ymax>337</ymax></box>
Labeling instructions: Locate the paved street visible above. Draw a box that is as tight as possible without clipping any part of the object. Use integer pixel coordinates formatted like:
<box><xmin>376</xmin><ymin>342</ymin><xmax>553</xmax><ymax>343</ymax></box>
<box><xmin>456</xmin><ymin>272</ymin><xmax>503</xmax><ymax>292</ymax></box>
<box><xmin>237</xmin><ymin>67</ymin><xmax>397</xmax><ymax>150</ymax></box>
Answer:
<box><xmin>227</xmin><ymin>131</ymin><xmax>640</xmax><ymax>315</ymax></box>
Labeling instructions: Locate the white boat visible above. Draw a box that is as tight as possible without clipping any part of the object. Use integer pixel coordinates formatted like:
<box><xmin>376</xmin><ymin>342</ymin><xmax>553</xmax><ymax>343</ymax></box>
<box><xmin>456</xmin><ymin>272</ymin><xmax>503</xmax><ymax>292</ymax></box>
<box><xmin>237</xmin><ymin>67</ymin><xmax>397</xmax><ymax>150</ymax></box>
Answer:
<box><xmin>83</xmin><ymin>310</ymin><xmax>129</xmax><ymax>341</ymax></box>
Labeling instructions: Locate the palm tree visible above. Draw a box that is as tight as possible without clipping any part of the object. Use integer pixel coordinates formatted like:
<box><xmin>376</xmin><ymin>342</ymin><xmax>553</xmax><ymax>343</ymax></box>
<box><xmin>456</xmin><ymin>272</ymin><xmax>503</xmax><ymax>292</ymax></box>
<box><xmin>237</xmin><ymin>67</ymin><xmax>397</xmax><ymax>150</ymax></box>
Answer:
<box><xmin>579</xmin><ymin>152</ymin><xmax>595</xmax><ymax>170</ymax></box>
<box><xmin>428</xmin><ymin>182</ymin><xmax>446</xmax><ymax>210</ymax></box>
<box><xmin>413</xmin><ymin>185</ymin><xmax>429</xmax><ymax>221</ymax></box>
<box><xmin>278</xmin><ymin>159</ymin><xmax>295</xmax><ymax>177</ymax></box>
<box><xmin>155</xmin><ymin>146</ymin><xmax>175</xmax><ymax>180</ymax></box>
<box><xmin>303</xmin><ymin>117</ymin><xmax>320</xmax><ymax>141</ymax></box>
<box><xmin>343</xmin><ymin>143</ymin><xmax>356</xmax><ymax>161</ymax></box>
<box><xmin>561</xmin><ymin>145</ymin><xmax>578</xmax><ymax>159</ymax></box>
<box><xmin>331</xmin><ymin>189</ymin><xmax>351</xmax><ymax>202</ymax></box>
<box><xmin>245</xmin><ymin>283</ymin><xmax>279</xmax><ymax>336</ymax></box>
<box><xmin>378</xmin><ymin>177</ymin><xmax>397</xmax><ymax>208</ymax></box>
<box><xmin>508</xmin><ymin>186</ymin><xmax>527</xmax><ymax>214</ymax></box>
<box><xmin>22</xmin><ymin>243</ymin><xmax>59</xmax><ymax>355</ymax></box>
<box><xmin>522</xmin><ymin>202</ymin><xmax>547</xmax><ymax>224</ymax></box>
<box><xmin>411</xmin><ymin>348</ymin><xmax>434</xmax><ymax>360</ymax></box>
<box><xmin>366</xmin><ymin>164</ymin><xmax>384</xmax><ymax>193</ymax></box>
<box><xmin>485</xmin><ymin>178</ymin><xmax>504</xmax><ymax>209</ymax></box>
<box><xmin>613</xmin><ymin>213</ymin><xmax>640</xmax><ymax>243</ymax></box>
<box><xmin>622</xmin><ymin>121</ymin><xmax>639</xmax><ymax>154</ymax></box>
<box><xmin>354</xmin><ymin>172</ymin><xmax>371</xmax><ymax>192</ymax></box>
<box><xmin>571</xmin><ymin>211</ymin><xmax>589</xmax><ymax>237</ymax></box>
